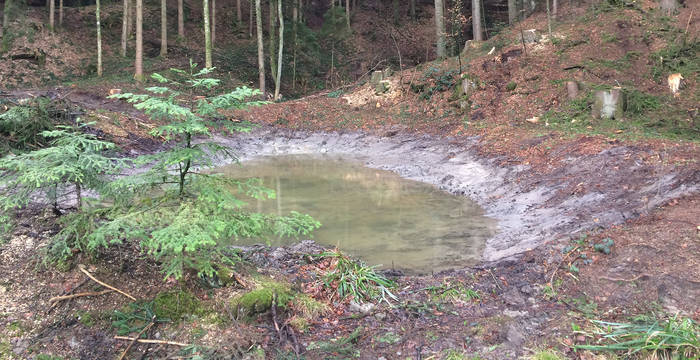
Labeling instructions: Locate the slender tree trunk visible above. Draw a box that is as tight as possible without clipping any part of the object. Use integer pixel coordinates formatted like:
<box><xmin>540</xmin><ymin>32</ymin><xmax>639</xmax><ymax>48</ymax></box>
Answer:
<box><xmin>392</xmin><ymin>0</ymin><xmax>399</xmax><ymax>25</ymax></box>
<box><xmin>236</xmin><ymin>0</ymin><xmax>241</xmax><ymax>23</ymax></box>
<box><xmin>121</xmin><ymin>0</ymin><xmax>128</xmax><ymax>56</ymax></box>
<box><xmin>135</xmin><ymin>0</ymin><xmax>143</xmax><ymax>80</ymax></box>
<box><xmin>160</xmin><ymin>0</ymin><xmax>167</xmax><ymax>56</ymax></box>
<box><xmin>345</xmin><ymin>0</ymin><xmax>350</xmax><ymax>29</ymax></box>
<box><xmin>472</xmin><ymin>0</ymin><xmax>482</xmax><ymax>41</ymax></box>
<box><xmin>178</xmin><ymin>0</ymin><xmax>184</xmax><ymax>38</ymax></box>
<box><xmin>249</xmin><ymin>0</ymin><xmax>253</xmax><ymax>37</ymax></box>
<box><xmin>58</xmin><ymin>0</ymin><xmax>63</xmax><ymax>26</ymax></box>
<box><xmin>127</xmin><ymin>0</ymin><xmax>133</xmax><ymax>38</ymax></box>
<box><xmin>292</xmin><ymin>0</ymin><xmax>297</xmax><ymax>89</ymax></box>
<box><xmin>1</xmin><ymin>0</ymin><xmax>9</xmax><ymax>39</ymax></box>
<box><xmin>203</xmin><ymin>0</ymin><xmax>212</xmax><ymax>67</ymax></box>
<box><xmin>211</xmin><ymin>0</ymin><xmax>215</xmax><ymax>45</ymax></box>
<box><xmin>553</xmin><ymin>0</ymin><xmax>558</xmax><ymax>19</ymax></box>
<box><xmin>255</xmin><ymin>0</ymin><xmax>265</xmax><ymax>95</ymax></box>
<box><xmin>508</xmin><ymin>0</ymin><xmax>517</xmax><ymax>24</ymax></box>
<box><xmin>49</xmin><ymin>0</ymin><xmax>54</xmax><ymax>32</ymax></box>
<box><xmin>274</xmin><ymin>0</ymin><xmax>283</xmax><ymax>100</ymax></box>
<box><xmin>268</xmin><ymin>0</ymin><xmax>277</xmax><ymax>89</ymax></box>
<box><xmin>434</xmin><ymin>0</ymin><xmax>445</xmax><ymax>58</ymax></box>
<box><xmin>410</xmin><ymin>0</ymin><xmax>415</xmax><ymax>20</ymax></box>
<box><xmin>96</xmin><ymin>0</ymin><xmax>102</xmax><ymax>76</ymax></box>
<box><xmin>299</xmin><ymin>0</ymin><xmax>303</xmax><ymax>23</ymax></box>
<box><xmin>75</xmin><ymin>183</ymin><xmax>82</xmax><ymax>209</ymax></box>
<box><xmin>545</xmin><ymin>0</ymin><xmax>552</xmax><ymax>39</ymax></box>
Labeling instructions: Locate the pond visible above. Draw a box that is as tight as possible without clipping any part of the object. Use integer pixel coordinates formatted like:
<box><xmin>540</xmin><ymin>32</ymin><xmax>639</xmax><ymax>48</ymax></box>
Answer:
<box><xmin>216</xmin><ymin>155</ymin><xmax>498</xmax><ymax>274</ymax></box>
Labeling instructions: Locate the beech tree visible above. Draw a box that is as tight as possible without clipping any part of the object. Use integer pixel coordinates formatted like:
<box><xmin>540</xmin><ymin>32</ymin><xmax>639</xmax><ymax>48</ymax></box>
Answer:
<box><xmin>49</xmin><ymin>0</ymin><xmax>55</xmax><ymax>32</ymax></box>
<box><xmin>508</xmin><ymin>0</ymin><xmax>516</xmax><ymax>24</ymax></box>
<box><xmin>434</xmin><ymin>0</ymin><xmax>445</xmax><ymax>58</ymax></box>
<box><xmin>160</xmin><ymin>0</ymin><xmax>167</xmax><ymax>56</ymax></box>
<box><xmin>237</xmin><ymin>0</ymin><xmax>242</xmax><ymax>24</ymax></box>
<box><xmin>255</xmin><ymin>0</ymin><xmax>264</xmax><ymax>95</ymax></box>
<box><xmin>249</xmin><ymin>0</ymin><xmax>253</xmax><ymax>37</ymax></box>
<box><xmin>204</xmin><ymin>0</ymin><xmax>212</xmax><ymax>67</ymax></box>
<box><xmin>346</xmin><ymin>0</ymin><xmax>350</xmax><ymax>29</ymax></box>
<box><xmin>211</xmin><ymin>0</ymin><xmax>216</xmax><ymax>45</ymax></box>
<box><xmin>58</xmin><ymin>0</ymin><xmax>63</xmax><ymax>26</ymax></box>
<box><xmin>178</xmin><ymin>0</ymin><xmax>184</xmax><ymax>38</ymax></box>
<box><xmin>472</xmin><ymin>0</ymin><xmax>483</xmax><ymax>41</ymax></box>
<box><xmin>274</xmin><ymin>0</ymin><xmax>283</xmax><ymax>100</ymax></box>
<box><xmin>268</xmin><ymin>0</ymin><xmax>278</xmax><ymax>91</ymax></box>
<box><xmin>121</xmin><ymin>0</ymin><xmax>128</xmax><ymax>56</ymax></box>
<box><xmin>135</xmin><ymin>0</ymin><xmax>143</xmax><ymax>80</ymax></box>
<box><xmin>410</xmin><ymin>0</ymin><xmax>416</xmax><ymax>20</ymax></box>
<box><xmin>96</xmin><ymin>0</ymin><xmax>102</xmax><ymax>76</ymax></box>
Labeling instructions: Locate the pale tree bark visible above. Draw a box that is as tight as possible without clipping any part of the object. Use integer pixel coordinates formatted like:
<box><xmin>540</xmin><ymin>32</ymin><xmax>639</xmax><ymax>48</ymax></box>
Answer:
<box><xmin>269</xmin><ymin>0</ymin><xmax>277</xmax><ymax>89</ymax></box>
<box><xmin>249</xmin><ymin>0</ymin><xmax>253</xmax><ymax>37</ymax></box>
<box><xmin>203</xmin><ymin>0</ymin><xmax>212</xmax><ymax>67</ymax></box>
<box><xmin>299</xmin><ymin>0</ymin><xmax>303</xmax><ymax>23</ymax></box>
<box><xmin>58</xmin><ymin>0</ymin><xmax>63</xmax><ymax>26</ymax></box>
<box><xmin>345</xmin><ymin>0</ymin><xmax>350</xmax><ymax>29</ymax></box>
<box><xmin>211</xmin><ymin>0</ymin><xmax>215</xmax><ymax>45</ymax></box>
<box><xmin>553</xmin><ymin>0</ymin><xmax>558</xmax><ymax>19</ymax></box>
<box><xmin>545</xmin><ymin>0</ymin><xmax>552</xmax><ymax>39</ymax></box>
<box><xmin>160</xmin><ymin>0</ymin><xmax>167</xmax><ymax>56</ymax></box>
<box><xmin>274</xmin><ymin>0</ymin><xmax>283</xmax><ymax>100</ymax></box>
<box><xmin>508</xmin><ymin>0</ymin><xmax>517</xmax><ymax>24</ymax></box>
<box><xmin>410</xmin><ymin>0</ymin><xmax>415</xmax><ymax>20</ymax></box>
<box><xmin>135</xmin><ymin>0</ymin><xmax>143</xmax><ymax>81</ymax></box>
<box><xmin>49</xmin><ymin>0</ymin><xmax>54</xmax><ymax>32</ymax></box>
<box><xmin>472</xmin><ymin>0</ymin><xmax>482</xmax><ymax>41</ymax></box>
<box><xmin>1</xmin><ymin>0</ymin><xmax>9</xmax><ymax>39</ymax></box>
<box><xmin>434</xmin><ymin>0</ymin><xmax>445</xmax><ymax>58</ymax></box>
<box><xmin>292</xmin><ymin>0</ymin><xmax>297</xmax><ymax>89</ymax></box>
<box><xmin>127</xmin><ymin>0</ymin><xmax>133</xmax><ymax>38</ymax></box>
<box><xmin>255</xmin><ymin>0</ymin><xmax>265</xmax><ymax>95</ymax></box>
<box><xmin>178</xmin><ymin>0</ymin><xmax>184</xmax><ymax>38</ymax></box>
<box><xmin>96</xmin><ymin>0</ymin><xmax>102</xmax><ymax>76</ymax></box>
<box><xmin>236</xmin><ymin>0</ymin><xmax>241</xmax><ymax>23</ymax></box>
<box><xmin>121</xmin><ymin>0</ymin><xmax>128</xmax><ymax>56</ymax></box>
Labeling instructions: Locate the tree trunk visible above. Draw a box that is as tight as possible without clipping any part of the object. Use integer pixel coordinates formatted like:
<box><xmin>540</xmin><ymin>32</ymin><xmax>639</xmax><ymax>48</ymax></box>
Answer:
<box><xmin>545</xmin><ymin>0</ymin><xmax>552</xmax><ymax>40</ymax></box>
<box><xmin>255</xmin><ymin>0</ymin><xmax>265</xmax><ymax>95</ymax></box>
<box><xmin>268</xmin><ymin>0</ymin><xmax>277</xmax><ymax>89</ymax></box>
<box><xmin>178</xmin><ymin>0</ymin><xmax>184</xmax><ymax>38</ymax></box>
<box><xmin>392</xmin><ymin>0</ymin><xmax>399</xmax><ymax>25</ymax></box>
<box><xmin>236</xmin><ymin>0</ymin><xmax>241</xmax><ymax>23</ymax></box>
<box><xmin>135</xmin><ymin>0</ymin><xmax>143</xmax><ymax>81</ymax></box>
<box><xmin>508</xmin><ymin>0</ymin><xmax>516</xmax><ymax>24</ymax></box>
<box><xmin>49</xmin><ymin>0</ymin><xmax>54</xmax><ymax>32</ymax></box>
<box><xmin>410</xmin><ymin>0</ymin><xmax>415</xmax><ymax>20</ymax></box>
<box><xmin>292</xmin><ymin>0</ymin><xmax>297</xmax><ymax>89</ymax></box>
<box><xmin>58</xmin><ymin>0</ymin><xmax>63</xmax><ymax>26</ymax></box>
<box><xmin>203</xmin><ymin>0</ymin><xmax>212</xmax><ymax>67</ymax></box>
<box><xmin>345</xmin><ymin>0</ymin><xmax>350</xmax><ymax>29</ymax></box>
<box><xmin>249</xmin><ymin>0</ymin><xmax>253</xmax><ymax>37</ymax></box>
<box><xmin>472</xmin><ymin>0</ymin><xmax>482</xmax><ymax>41</ymax></box>
<box><xmin>434</xmin><ymin>0</ymin><xmax>445</xmax><ymax>58</ymax></box>
<box><xmin>160</xmin><ymin>0</ymin><xmax>167</xmax><ymax>56</ymax></box>
<box><xmin>121</xmin><ymin>0</ymin><xmax>128</xmax><ymax>56</ymax></box>
<box><xmin>96</xmin><ymin>0</ymin><xmax>102</xmax><ymax>76</ymax></box>
<box><xmin>1</xmin><ymin>0</ymin><xmax>9</xmax><ymax>39</ymax></box>
<box><xmin>211</xmin><ymin>0</ymin><xmax>215</xmax><ymax>45</ymax></box>
<box><xmin>274</xmin><ymin>0</ymin><xmax>283</xmax><ymax>100</ymax></box>
<box><xmin>127</xmin><ymin>0</ymin><xmax>133</xmax><ymax>39</ymax></box>
<box><xmin>552</xmin><ymin>0</ymin><xmax>557</xmax><ymax>19</ymax></box>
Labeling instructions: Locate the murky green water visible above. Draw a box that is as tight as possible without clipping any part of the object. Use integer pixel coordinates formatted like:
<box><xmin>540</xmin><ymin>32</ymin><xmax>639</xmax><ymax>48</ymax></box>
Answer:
<box><xmin>216</xmin><ymin>155</ymin><xmax>497</xmax><ymax>274</ymax></box>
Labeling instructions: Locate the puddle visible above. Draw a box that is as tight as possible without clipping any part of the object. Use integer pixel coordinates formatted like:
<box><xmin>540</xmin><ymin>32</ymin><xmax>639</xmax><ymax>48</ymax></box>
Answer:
<box><xmin>215</xmin><ymin>155</ymin><xmax>498</xmax><ymax>274</ymax></box>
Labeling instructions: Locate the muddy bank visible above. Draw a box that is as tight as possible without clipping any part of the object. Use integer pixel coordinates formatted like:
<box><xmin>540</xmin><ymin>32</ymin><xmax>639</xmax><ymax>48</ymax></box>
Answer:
<box><xmin>212</xmin><ymin>128</ymin><xmax>699</xmax><ymax>265</ymax></box>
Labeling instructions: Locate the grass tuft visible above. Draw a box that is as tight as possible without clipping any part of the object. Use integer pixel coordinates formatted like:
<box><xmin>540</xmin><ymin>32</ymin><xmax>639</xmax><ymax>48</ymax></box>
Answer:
<box><xmin>319</xmin><ymin>250</ymin><xmax>397</xmax><ymax>303</ymax></box>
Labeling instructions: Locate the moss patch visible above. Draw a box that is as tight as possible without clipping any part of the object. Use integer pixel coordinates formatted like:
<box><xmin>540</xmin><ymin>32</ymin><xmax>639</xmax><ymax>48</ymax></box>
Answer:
<box><xmin>153</xmin><ymin>290</ymin><xmax>202</xmax><ymax>322</ymax></box>
<box><xmin>231</xmin><ymin>279</ymin><xmax>296</xmax><ymax>316</ymax></box>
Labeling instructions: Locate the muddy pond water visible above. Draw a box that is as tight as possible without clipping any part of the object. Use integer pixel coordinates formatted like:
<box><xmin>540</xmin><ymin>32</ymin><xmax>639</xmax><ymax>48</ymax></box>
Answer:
<box><xmin>216</xmin><ymin>155</ymin><xmax>498</xmax><ymax>274</ymax></box>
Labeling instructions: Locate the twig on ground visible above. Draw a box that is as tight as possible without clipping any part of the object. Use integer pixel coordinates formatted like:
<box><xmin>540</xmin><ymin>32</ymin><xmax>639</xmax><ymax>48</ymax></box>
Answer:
<box><xmin>48</xmin><ymin>278</ymin><xmax>88</xmax><ymax>310</ymax></box>
<box><xmin>114</xmin><ymin>337</ymin><xmax>189</xmax><ymax>347</ymax></box>
<box><xmin>49</xmin><ymin>290</ymin><xmax>114</xmax><ymax>305</ymax></box>
<box><xmin>78</xmin><ymin>264</ymin><xmax>137</xmax><ymax>301</ymax></box>
<box><xmin>118</xmin><ymin>317</ymin><xmax>155</xmax><ymax>360</ymax></box>
<box><xmin>599</xmin><ymin>274</ymin><xmax>650</xmax><ymax>283</ymax></box>
<box><xmin>549</xmin><ymin>246</ymin><xmax>579</xmax><ymax>286</ymax></box>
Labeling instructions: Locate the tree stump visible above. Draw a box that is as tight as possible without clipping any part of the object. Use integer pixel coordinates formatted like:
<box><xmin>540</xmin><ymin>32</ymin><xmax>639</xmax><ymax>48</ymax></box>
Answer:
<box><xmin>370</xmin><ymin>71</ymin><xmax>383</xmax><ymax>87</ymax></box>
<box><xmin>566</xmin><ymin>81</ymin><xmax>579</xmax><ymax>99</ymax></box>
<box><xmin>520</xmin><ymin>29</ymin><xmax>539</xmax><ymax>44</ymax></box>
<box><xmin>659</xmin><ymin>0</ymin><xmax>679</xmax><ymax>15</ymax></box>
<box><xmin>592</xmin><ymin>88</ymin><xmax>625</xmax><ymax>119</ymax></box>
<box><xmin>461</xmin><ymin>77</ymin><xmax>478</xmax><ymax>98</ymax></box>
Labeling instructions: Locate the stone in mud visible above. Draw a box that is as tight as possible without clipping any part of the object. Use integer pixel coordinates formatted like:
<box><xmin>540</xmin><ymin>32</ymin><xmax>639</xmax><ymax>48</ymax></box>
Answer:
<box><xmin>370</xmin><ymin>71</ymin><xmax>384</xmax><ymax>86</ymax></box>
<box><xmin>592</xmin><ymin>88</ymin><xmax>625</xmax><ymax>119</ymax></box>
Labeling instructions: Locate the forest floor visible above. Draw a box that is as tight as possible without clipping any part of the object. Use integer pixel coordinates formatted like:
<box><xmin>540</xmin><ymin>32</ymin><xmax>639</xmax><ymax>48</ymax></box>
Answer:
<box><xmin>1</xmin><ymin>0</ymin><xmax>699</xmax><ymax>359</ymax></box>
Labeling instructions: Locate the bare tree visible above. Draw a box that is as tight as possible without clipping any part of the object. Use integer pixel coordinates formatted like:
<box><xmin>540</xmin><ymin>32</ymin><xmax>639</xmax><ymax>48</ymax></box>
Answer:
<box><xmin>121</xmin><ymin>0</ymin><xmax>128</xmax><ymax>56</ymax></box>
<box><xmin>96</xmin><ymin>0</ymin><xmax>102</xmax><ymax>76</ymax></box>
<box><xmin>553</xmin><ymin>0</ymin><xmax>558</xmax><ymax>19</ymax></box>
<box><xmin>160</xmin><ymin>0</ymin><xmax>167</xmax><ymax>56</ymax></box>
<box><xmin>211</xmin><ymin>0</ymin><xmax>216</xmax><ymax>45</ymax></box>
<box><xmin>58</xmin><ymin>0</ymin><xmax>63</xmax><ymax>26</ymax></box>
<box><xmin>249</xmin><ymin>0</ymin><xmax>253</xmax><ymax>37</ymax></box>
<box><xmin>269</xmin><ymin>0</ymin><xmax>277</xmax><ymax>90</ymax></box>
<box><xmin>345</xmin><ymin>0</ymin><xmax>350</xmax><ymax>29</ymax></box>
<box><xmin>545</xmin><ymin>0</ymin><xmax>552</xmax><ymax>40</ymax></box>
<box><xmin>204</xmin><ymin>0</ymin><xmax>212</xmax><ymax>67</ymax></box>
<box><xmin>255</xmin><ymin>0</ymin><xmax>265</xmax><ymax>94</ymax></box>
<box><xmin>274</xmin><ymin>0</ymin><xmax>283</xmax><ymax>100</ymax></box>
<box><xmin>434</xmin><ymin>0</ymin><xmax>446</xmax><ymax>58</ymax></box>
<box><xmin>49</xmin><ymin>0</ymin><xmax>55</xmax><ymax>32</ymax></box>
<box><xmin>135</xmin><ymin>0</ymin><xmax>143</xmax><ymax>80</ymax></box>
<box><xmin>508</xmin><ymin>0</ymin><xmax>517</xmax><ymax>24</ymax></box>
<box><xmin>472</xmin><ymin>0</ymin><xmax>482</xmax><ymax>41</ymax></box>
<box><xmin>178</xmin><ymin>0</ymin><xmax>184</xmax><ymax>38</ymax></box>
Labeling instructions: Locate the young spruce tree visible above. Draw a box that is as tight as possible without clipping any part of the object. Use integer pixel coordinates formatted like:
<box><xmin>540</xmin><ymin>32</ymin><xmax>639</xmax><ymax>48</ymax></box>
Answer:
<box><xmin>98</xmin><ymin>63</ymin><xmax>320</xmax><ymax>280</ymax></box>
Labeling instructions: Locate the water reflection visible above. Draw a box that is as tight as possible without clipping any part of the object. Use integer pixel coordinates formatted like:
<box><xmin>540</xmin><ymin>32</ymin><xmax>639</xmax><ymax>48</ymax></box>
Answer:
<box><xmin>216</xmin><ymin>155</ymin><xmax>497</xmax><ymax>274</ymax></box>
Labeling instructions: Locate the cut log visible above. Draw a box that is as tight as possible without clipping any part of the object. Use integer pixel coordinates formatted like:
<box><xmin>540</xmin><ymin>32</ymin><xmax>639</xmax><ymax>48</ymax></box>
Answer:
<box><xmin>592</xmin><ymin>88</ymin><xmax>625</xmax><ymax>119</ymax></box>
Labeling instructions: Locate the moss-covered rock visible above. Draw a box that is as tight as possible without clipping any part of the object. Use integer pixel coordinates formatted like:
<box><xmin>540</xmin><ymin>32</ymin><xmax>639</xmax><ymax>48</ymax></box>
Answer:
<box><xmin>153</xmin><ymin>290</ymin><xmax>202</xmax><ymax>321</ymax></box>
<box><xmin>231</xmin><ymin>280</ymin><xmax>295</xmax><ymax>316</ymax></box>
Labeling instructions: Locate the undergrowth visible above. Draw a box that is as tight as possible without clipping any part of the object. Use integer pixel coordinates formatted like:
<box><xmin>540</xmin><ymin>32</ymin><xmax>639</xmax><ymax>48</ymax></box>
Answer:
<box><xmin>319</xmin><ymin>250</ymin><xmax>397</xmax><ymax>303</ymax></box>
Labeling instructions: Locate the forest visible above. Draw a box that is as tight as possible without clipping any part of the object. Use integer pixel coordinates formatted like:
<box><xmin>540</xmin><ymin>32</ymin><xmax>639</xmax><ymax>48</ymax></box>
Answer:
<box><xmin>0</xmin><ymin>0</ymin><xmax>698</xmax><ymax>358</ymax></box>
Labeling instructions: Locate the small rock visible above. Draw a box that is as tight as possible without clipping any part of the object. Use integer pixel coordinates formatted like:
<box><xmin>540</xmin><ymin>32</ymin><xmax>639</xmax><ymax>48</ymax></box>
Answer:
<box><xmin>526</xmin><ymin>116</ymin><xmax>539</xmax><ymax>124</ymax></box>
<box><xmin>348</xmin><ymin>301</ymin><xmax>375</xmax><ymax>314</ymax></box>
<box><xmin>374</xmin><ymin>312</ymin><xmax>387</xmax><ymax>321</ymax></box>
<box><xmin>520</xmin><ymin>29</ymin><xmax>539</xmax><ymax>44</ymax></box>
<box><xmin>520</xmin><ymin>285</ymin><xmax>533</xmax><ymax>294</ymax></box>
<box><xmin>503</xmin><ymin>309</ymin><xmax>528</xmax><ymax>318</ymax></box>
<box><xmin>503</xmin><ymin>288</ymin><xmax>526</xmax><ymax>306</ymax></box>
<box><xmin>506</xmin><ymin>324</ymin><xmax>526</xmax><ymax>347</ymax></box>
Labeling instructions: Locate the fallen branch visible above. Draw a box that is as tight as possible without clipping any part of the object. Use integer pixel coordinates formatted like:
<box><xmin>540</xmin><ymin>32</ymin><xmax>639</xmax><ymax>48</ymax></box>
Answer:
<box><xmin>117</xmin><ymin>317</ymin><xmax>155</xmax><ymax>360</ymax></box>
<box><xmin>48</xmin><ymin>278</ymin><xmax>88</xmax><ymax>310</ymax></box>
<box><xmin>49</xmin><ymin>290</ymin><xmax>114</xmax><ymax>304</ymax></box>
<box><xmin>599</xmin><ymin>274</ymin><xmax>649</xmax><ymax>283</ymax></box>
<box><xmin>78</xmin><ymin>264</ymin><xmax>137</xmax><ymax>301</ymax></box>
<box><xmin>114</xmin><ymin>337</ymin><xmax>189</xmax><ymax>347</ymax></box>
